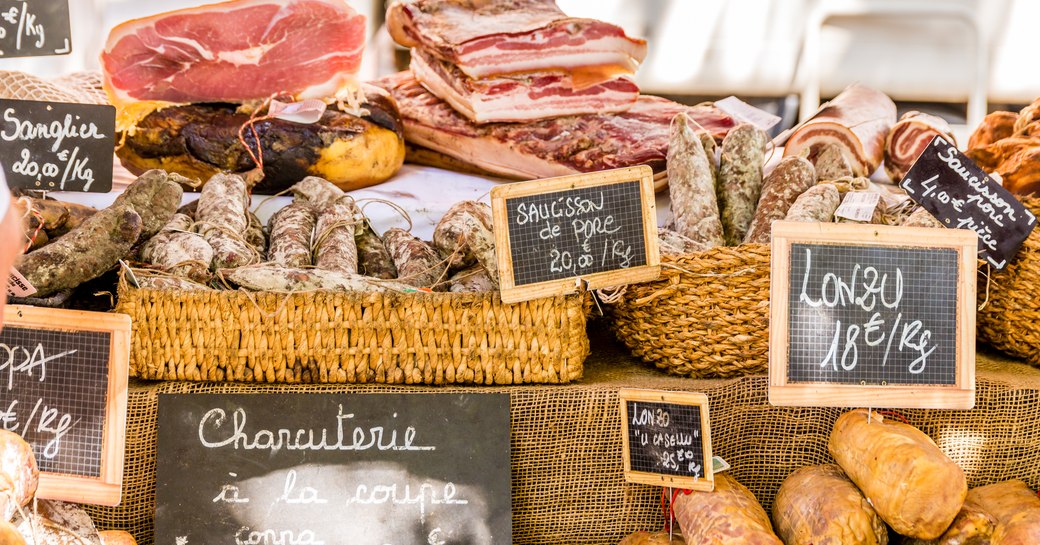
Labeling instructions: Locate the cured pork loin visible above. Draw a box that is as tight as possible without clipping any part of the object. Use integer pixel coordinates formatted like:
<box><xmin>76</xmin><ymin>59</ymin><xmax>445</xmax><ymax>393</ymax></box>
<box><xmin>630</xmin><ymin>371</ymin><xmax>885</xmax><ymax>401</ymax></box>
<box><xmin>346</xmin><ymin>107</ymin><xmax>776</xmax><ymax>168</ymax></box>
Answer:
<box><xmin>784</xmin><ymin>84</ymin><xmax>897</xmax><ymax>177</ymax></box>
<box><xmin>101</xmin><ymin>0</ymin><xmax>365</xmax><ymax>104</ymax></box>
<box><xmin>884</xmin><ymin>111</ymin><xmax>956</xmax><ymax>182</ymax></box>
<box><xmin>375</xmin><ymin>71</ymin><xmax>736</xmax><ymax>180</ymax></box>
<box><xmin>409</xmin><ymin>48</ymin><xmax>639</xmax><ymax>123</ymax></box>
<box><xmin>387</xmin><ymin>0</ymin><xmax>647</xmax><ymax>80</ymax></box>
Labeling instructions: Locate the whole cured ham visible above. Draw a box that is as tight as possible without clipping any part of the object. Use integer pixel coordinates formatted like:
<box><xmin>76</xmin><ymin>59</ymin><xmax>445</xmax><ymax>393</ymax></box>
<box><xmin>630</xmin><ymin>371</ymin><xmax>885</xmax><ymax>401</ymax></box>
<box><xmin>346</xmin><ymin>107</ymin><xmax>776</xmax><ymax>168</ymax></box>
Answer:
<box><xmin>884</xmin><ymin>111</ymin><xmax>956</xmax><ymax>182</ymax></box>
<box><xmin>409</xmin><ymin>48</ymin><xmax>639</xmax><ymax>123</ymax></box>
<box><xmin>784</xmin><ymin>84</ymin><xmax>897</xmax><ymax>177</ymax></box>
<box><xmin>101</xmin><ymin>0</ymin><xmax>366</xmax><ymax>105</ymax></box>
<box><xmin>386</xmin><ymin>0</ymin><xmax>647</xmax><ymax>79</ymax></box>
<box><xmin>375</xmin><ymin>71</ymin><xmax>736</xmax><ymax>180</ymax></box>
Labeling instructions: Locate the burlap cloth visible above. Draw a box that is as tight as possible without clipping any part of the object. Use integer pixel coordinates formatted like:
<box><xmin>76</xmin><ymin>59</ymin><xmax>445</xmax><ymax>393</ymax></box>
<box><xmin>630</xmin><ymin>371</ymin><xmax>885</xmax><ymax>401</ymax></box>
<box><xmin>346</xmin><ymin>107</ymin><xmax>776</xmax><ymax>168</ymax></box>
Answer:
<box><xmin>85</xmin><ymin>326</ymin><xmax>1040</xmax><ymax>545</ymax></box>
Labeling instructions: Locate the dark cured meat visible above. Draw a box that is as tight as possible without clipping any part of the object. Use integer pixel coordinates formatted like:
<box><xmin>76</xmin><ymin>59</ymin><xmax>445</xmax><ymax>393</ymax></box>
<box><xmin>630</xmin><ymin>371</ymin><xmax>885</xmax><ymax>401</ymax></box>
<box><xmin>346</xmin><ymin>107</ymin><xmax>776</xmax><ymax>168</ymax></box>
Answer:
<box><xmin>102</xmin><ymin>0</ymin><xmax>365</xmax><ymax>104</ymax></box>
<box><xmin>116</xmin><ymin>90</ymin><xmax>404</xmax><ymax>194</ymax></box>
<box><xmin>375</xmin><ymin>71</ymin><xmax>736</xmax><ymax>180</ymax></box>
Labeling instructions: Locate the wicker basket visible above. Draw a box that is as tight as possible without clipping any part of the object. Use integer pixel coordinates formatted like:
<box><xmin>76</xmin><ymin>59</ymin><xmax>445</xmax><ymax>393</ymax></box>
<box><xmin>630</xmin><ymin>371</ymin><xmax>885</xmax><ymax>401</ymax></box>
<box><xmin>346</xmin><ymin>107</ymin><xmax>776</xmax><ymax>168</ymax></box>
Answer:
<box><xmin>978</xmin><ymin>197</ymin><xmax>1040</xmax><ymax>366</ymax></box>
<box><xmin>609</xmin><ymin>244</ymin><xmax>771</xmax><ymax>378</ymax></box>
<box><xmin>114</xmin><ymin>285</ymin><xmax>589</xmax><ymax>384</ymax></box>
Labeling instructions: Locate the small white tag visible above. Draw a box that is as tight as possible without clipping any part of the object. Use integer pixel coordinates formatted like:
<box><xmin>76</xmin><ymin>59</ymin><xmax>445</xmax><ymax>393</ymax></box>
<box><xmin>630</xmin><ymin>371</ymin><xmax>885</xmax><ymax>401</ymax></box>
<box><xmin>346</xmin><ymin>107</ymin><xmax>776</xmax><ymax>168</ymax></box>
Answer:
<box><xmin>268</xmin><ymin>99</ymin><xmax>327</xmax><ymax>124</ymax></box>
<box><xmin>7</xmin><ymin>268</ymin><xmax>36</xmax><ymax>298</ymax></box>
<box><xmin>711</xmin><ymin>456</ymin><xmax>731</xmax><ymax>473</ymax></box>
<box><xmin>715</xmin><ymin>96</ymin><xmax>782</xmax><ymax>131</ymax></box>
<box><xmin>835</xmin><ymin>192</ymin><xmax>881</xmax><ymax>222</ymax></box>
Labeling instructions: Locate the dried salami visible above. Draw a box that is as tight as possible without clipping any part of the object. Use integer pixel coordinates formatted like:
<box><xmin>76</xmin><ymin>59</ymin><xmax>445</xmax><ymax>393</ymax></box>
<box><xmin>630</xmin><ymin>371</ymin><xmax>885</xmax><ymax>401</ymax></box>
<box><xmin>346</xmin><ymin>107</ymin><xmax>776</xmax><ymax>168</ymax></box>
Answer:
<box><xmin>245</xmin><ymin>211</ymin><xmax>267</xmax><ymax>256</ymax></box>
<box><xmin>112</xmin><ymin>169</ymin><xmax>185</xmax><ymax>238</ymax></box>
<box><xmin>313</xmin><ymin>197</ymin><xmax>359</xmax><ymax>274</ymax></box>
<box><xmin>268</xmin><ymin>203</ymin><xmax>317</xmax><ymax>268</ymax></box>
<box><xmin>658</xmin><ymin>228</ymin><xmax>709</xmax><ymax>255</ymax></box>
<box><xmin>383</xmin><ymin>227</ymin><xmax>447</xmax><ymax>290</ymax></box>
<box><xmin>222</xmin><ymin>264</ymin><xmax>410</xmax><ymax>293</ymax></box>
<box><xmin>744</xmin><ymin>155</ymin><xmax>815</xmax><ymax>243</ymax></box>
<box><xmin>196</xmin><ymin>173</ymin><xmax>258</xmax><ymax>269</ymax></box>
<box><xmin>291</xmin><ymin>176</ymin><xmax>345</xmax><ymax>207</ymax></box>
<box><xmin>718</xmin><ymin>124</ymin><xmax>768</xmax><ymax>245</ymax></box>
<box><xmin>901</xmin><ymin>207</ymin><xmax>944</xmax><ymax>229</ymax></box>
<box><xmin>668</xmin><ymin>113</ymin><xmax>724</xmax><ymax>247</ymax></box>
<box><xmin>784</xmin><ymin>184</ymin><xmax>840</xmax><ymax>223</ymax></box>
<box><xmin>432</xmin><ymin>201</ymin><xmax>498</xmax><ymax>285</ymax></box>
<box><xmin>813</xmin><ymin>143</ymin><xmax>854</xmax><ymax>182</ymax></box>
<box><xmin>140</xmin><ymin>213</ymin><xmax>214</xmax><ymax>283</ymax></box>
<box><xmin>356</xmin><ymin>220</ymin><xmax>398</xmax><ymax>279</ymax></box>
<box><xmin>449</xmin><ymin>266</ymin><xmax>495</xmax><ymax>293</ymax></box>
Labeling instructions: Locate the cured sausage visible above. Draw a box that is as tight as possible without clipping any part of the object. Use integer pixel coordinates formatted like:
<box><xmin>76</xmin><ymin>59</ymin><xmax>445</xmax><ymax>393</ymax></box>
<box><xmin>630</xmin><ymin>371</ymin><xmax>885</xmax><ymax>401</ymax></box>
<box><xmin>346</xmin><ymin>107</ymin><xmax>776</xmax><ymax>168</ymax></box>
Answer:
<box><xmin>783</xmin><ymin>184</ymin><xmax>840</xmax><ymax>223</ymax></box>
<box><xmin>772</xmin><ymin>464</ymin><xmax>887</xmax><ymax>545</ymax></box>
<box><xmin>813</xmin><ymin>144</ymin><xmax>853</xmax><ymax>182</ymax></box>
<box><xmin>743</xmin><ymin>155</ymin><xmax>815</xmax><ymax>243</ymax></box>
<box><xmin>355</xmin><ymin>220</ymin><xmax>398</xmax><ymax>279</ymax></box>
<box><xmin>313</xmin><ymin>197</ymin><xmax>359</xmax><ymax>274</ymax></box>
<box><xmin>668</xmin><ymin>112</ymin><xmax>724</xmax><ymax>247</ymax></box>
<box><xmin>267</xmin><ymin>203</ymin><xmax>317</xmax><ymax>268</ymax></box>
<box><xmin>196</xmin><ymin>172</ymin><xmax>258</xmax><ymax>270</ymax></box>
<box><xmin>383</xmin><ymin>228</ymin><xmax>448</xmax><ymax>290</ymax></box>
<box><xmin>432</xmin><ymin>201</ymin><xmax>498</xmax><ymax>285</ymax></box>
<box><xmin>718</xmin><ymin>124</ymin><xmax>768</xmax><ymax>245</ymax></box>
<box><xmin>672</xmin><ymin>473</ymin><xmax>782</xmax><ymax>545</ymax></box>
<box><xmin>829</xmin><ymin>409</ymin><xmax>967</xmax><ymax>540</ymax></box>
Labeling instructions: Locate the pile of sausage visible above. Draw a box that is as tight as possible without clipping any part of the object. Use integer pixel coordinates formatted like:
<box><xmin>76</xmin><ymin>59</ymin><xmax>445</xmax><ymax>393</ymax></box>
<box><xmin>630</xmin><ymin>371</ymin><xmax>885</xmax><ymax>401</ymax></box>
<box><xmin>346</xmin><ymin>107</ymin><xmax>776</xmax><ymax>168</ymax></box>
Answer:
<box><xmin>662</xmin><ymin>85</ymin><xmax>954</xmax><ymax>255</ymax></box>
<box><xmin>620</xmin><ymin>409</ymin><xmax>1040</xmax><ymax>545</ymax></box>
<box><xmin>133</xmin><ymin>173</ymin><xmax>499</xmax><ymax>294</ymax></box>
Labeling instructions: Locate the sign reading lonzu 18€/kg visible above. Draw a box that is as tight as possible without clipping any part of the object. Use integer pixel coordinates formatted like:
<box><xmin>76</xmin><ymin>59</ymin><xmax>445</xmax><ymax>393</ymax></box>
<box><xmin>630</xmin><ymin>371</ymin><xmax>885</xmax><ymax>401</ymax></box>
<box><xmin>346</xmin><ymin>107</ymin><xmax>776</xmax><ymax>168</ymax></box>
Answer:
<box><xmin>0</xmin><ymin>98</ymin><xmax>116</xmax><ymax>192</ymax></box>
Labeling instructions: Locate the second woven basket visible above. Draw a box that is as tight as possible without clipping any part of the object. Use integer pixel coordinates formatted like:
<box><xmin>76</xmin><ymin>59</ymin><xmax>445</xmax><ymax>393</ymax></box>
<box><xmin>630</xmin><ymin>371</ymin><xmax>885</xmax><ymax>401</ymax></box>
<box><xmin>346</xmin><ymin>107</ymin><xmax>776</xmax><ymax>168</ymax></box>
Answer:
<box><xmin>609</xmin><ymin>244</ymin><xmax>771</xmax><ymax>378</ymax></box>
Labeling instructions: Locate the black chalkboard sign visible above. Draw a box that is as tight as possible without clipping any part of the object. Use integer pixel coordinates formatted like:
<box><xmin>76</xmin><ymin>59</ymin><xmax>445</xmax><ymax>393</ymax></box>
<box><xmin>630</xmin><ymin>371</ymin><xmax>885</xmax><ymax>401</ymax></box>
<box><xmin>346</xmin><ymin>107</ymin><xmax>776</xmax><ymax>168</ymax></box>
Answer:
<box><xmin>619</xmin><ymin>390</ymin><xmax>713</xmax><ymax>491</ymax></box>
<box><xmin>769</xmin><ymin>222</ymin><xmax>977</xmax><ymax>410</ymax></box>
<box><xmin>900</xmin><ymin>135</ymin><xmax>1036</xmax><ymax>269</ymax></box>
<box><xmin>0</xmin><ymin>305</ymin><xmax>130</xmax><ymax>506</ymax></box>
<box><xmin>0</xmin><ymin>0</ymin><xmax>71</xmax><ymax>58</ymax></box>
<box><xmin>156</xmin><ymin>393</ymin><xmax>512</xmax><ymax>545</ymax></box>
<box><xmin>491</xmin><ymin>166</ymin><xmax>660</xmax><ymax>303</ymax></box>
<box><xmin>0</xmin><ymin>98</ymin><xmax>116</xmax><ymax>192</ymax></box>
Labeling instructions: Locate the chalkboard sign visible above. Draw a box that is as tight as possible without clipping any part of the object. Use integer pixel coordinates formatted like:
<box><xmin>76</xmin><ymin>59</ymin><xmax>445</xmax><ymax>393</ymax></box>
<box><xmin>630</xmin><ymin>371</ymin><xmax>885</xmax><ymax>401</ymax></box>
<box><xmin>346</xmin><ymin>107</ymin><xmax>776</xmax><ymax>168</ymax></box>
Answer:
<box><xmin>619</xmin><ymin>389</ymin><xmax>713</xmax><ymax>491</ymax></box>
<box><xmin>0</xmin><ymin>305</ymin><xmax>130</xmax><ymax>506</ymax></box>
<box><xmin>491</xmin><ymin>166</ymin><xmax>660</xmax><ymax>303</ymax></box>
<box><xmin>0</xmin><ymin>1</ymin><xmax>71</xmax><ymax>58</ymax></box>
<box><xmin>900</xmin><ymin>135</ymin><xmax>1036</xmax><ymax>269</ymax></box>
<box><xmin>156</xmin><ymin>393</ymin><xmax>511</xmax><ymax>545</ymax></box>
<box><xmin>769</xmin><ymin>222</ymin><xmax>977</xmax><ymax>409</ymax></box>
<box><xmin>0</xmin><ymin>98</ymin><xmax>116</xmax><ymax>193</ymax></box>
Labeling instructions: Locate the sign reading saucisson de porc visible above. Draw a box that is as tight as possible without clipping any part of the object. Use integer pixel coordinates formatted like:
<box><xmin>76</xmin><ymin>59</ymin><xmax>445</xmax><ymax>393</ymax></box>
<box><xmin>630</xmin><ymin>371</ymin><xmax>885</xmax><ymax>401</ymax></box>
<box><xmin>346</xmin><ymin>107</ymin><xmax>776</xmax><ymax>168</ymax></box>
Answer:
<box><xmin>768</xmin><ymin>222</ymin><xmax>977</xmax><ymax>410</ymax></box>
<box><xmin>490</xmin><ymin>166</ymin><xmax>660</xmax><ymax>303</ymax></box>
<box><xmin>899</xmin><ymin>134</ymin><xmax>1036</xmax><ymax>269</ymax></box>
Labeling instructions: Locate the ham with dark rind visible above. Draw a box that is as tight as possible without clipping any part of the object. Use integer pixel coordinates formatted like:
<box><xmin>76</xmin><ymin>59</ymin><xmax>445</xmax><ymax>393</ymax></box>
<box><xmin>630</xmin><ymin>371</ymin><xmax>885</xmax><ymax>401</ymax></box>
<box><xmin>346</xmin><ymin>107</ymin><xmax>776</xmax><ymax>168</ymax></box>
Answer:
<box><xmin>375</xmin><ymin>71</ymin><xmax>736</xmax><ymax>180</ymax></box>
<box><xmin>386</xmin><ymin>0</ymin><xmax>646</xmax><ymax>80</ymax></box>
<box><xmin>884</xmin><ymin>111</ymin><xmax>956</xmax><ymax>182</ymax></box>
<box><xmin>783</xmin><ymin>84</ymin><xmax>897</xmax><ymax>177</ymax></box>
<box><xmin>101</xmin><ymin>0</ymin><xmax>365</xmax><ymax>104</ymax></box>
<box><xmin>409</xmin><ymin>48</ymin><xmax>639</xmax><ymax>123</ymax></box>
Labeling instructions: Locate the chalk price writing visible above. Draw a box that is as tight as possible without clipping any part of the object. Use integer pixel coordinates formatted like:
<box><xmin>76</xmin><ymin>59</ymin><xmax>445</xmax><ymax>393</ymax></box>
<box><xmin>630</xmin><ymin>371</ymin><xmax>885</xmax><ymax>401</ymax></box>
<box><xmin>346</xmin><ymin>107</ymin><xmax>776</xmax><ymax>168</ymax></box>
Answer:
<box><xmin>0</xmin><ymin>341</ymin><xmax>79</xmax><ymax>458</ymax></box>
<box><xmin>630</xmin><ymin>403</ymin><xmax>703</xmax><ymax>476</ymax></box>
<box><xmin>516</xmin><ymin>191</ymin><xmax>636</xmax><ymax>274</ymax></box>
<box><xmin>1</xmin><ymin>107</ymin><xmax>107</xmax><ymax>190</ymax></box>
<box><xmin>798</xmin><ymin>248</ymin><xmax>935</xmax><ymax>374</ymax></box>
<box><xmin>0</xmin><ymin>1</ymin><xmax>69</xmax><ymax>56</ymax></box>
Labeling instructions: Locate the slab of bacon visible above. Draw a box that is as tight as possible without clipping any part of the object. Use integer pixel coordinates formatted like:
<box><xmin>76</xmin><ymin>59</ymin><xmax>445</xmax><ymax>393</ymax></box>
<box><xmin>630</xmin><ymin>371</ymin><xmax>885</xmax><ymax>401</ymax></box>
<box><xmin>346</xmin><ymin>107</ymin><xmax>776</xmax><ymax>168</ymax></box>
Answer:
<box><xmin>783</xmin><ymin>84</ymin><xmax>897</xmax><ymax>177</ymax></box>
<box><xmin>375</xmin><ymin>71</ymin><xmax>735</xmax><ymax>180</ymax></box>
<box><xmin>884</xmin><ymin>111</ymin><xmax>956</xmax><ymax>182</ymax></box>
<box><xmin>386</xmin><ymin>0</ymin><xmax>646</xmax><ymax>80</ymax></box>
<box><xmin>409</xmin><ymin>48</ymin><xmax>639</xmax><ymax>123</ymax></box>
<box><xmin>101</xmin><ymin>0</ymin><xmax>365</xmax><ymax>105</ymax></box>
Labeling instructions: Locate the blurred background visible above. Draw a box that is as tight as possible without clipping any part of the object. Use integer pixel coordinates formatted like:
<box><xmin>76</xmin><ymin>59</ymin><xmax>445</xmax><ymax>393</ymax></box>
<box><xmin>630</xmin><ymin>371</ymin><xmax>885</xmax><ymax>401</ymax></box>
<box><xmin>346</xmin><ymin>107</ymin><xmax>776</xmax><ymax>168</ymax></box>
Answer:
<box><xmin>3</xmin><ymin>0</ymin><xmax>1037</xmax><ymax>134</ymax></box>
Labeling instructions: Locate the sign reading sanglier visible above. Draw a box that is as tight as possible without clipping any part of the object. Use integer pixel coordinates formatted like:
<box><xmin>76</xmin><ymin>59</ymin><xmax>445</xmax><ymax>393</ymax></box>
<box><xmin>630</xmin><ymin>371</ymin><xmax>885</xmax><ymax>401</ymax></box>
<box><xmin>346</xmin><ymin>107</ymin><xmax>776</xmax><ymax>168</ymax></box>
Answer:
<box><xmin>156</xmin><ymin>393</ymin><xmax>512</xmax><ymax>545</ymax></box>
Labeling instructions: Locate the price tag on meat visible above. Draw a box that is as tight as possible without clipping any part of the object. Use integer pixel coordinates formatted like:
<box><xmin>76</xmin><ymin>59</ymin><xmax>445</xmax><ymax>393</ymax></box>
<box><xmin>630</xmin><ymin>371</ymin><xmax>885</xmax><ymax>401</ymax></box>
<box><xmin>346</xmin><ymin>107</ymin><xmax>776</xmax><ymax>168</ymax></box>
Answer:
<box><xmin>768</xmin><ymin>222</ymin><xmax>977</xmax><ymax>409</ymax></box>
<box><xmin>619</xmin><ymin>389</ymin><xmax>713</xmax><ymax>491</ymax></box>
<box><xmin>156</xmin><ymin>393</ymin><xmax>511</xmax><ymax>545</ymax></box>
<box><xmin>0</xmin><ymin>98</ymin><xmax>116</xmax><ymax>192</ymax></box>
<box><xmin>0</xmin><ymin>0</ymin><xmax>71</xmax><ymax>58</ymax></box>
<box><xmin>899</xmin><ymin>135</ymin><xmax>1036</xmax><ymax>269</ymax></box>
<box><xmin>491</xmin><ymin>166</ymin><xmax>660</xmax><ymax>303</ymax></box>
<box><xmin>0</xmin><ymin>305</ymin><xmax>130</xmax><ymax>506</ymax></box>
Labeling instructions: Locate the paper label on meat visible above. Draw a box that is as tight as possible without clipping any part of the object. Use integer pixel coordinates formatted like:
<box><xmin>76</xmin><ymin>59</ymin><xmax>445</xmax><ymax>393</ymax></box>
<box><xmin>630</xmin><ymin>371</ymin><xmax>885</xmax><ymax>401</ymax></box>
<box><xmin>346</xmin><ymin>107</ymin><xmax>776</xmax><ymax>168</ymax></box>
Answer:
<box><xmin>7</xmin><ymin>268</ymin><xmax>36</xmax><ymax>297</ymax></box>
<box><xmin>834</xmin><ymin>192</ymin><xmax>881</xmax><ymax>222</ymax></box>
<box><xmin>715</xmin><ymin>96</ymin><xmax>782</xmax><ymax>132</ymax></box>
<box><xmin>711</xmin><ymin>456</ymin><xmax>731</xmax><ymax>474</ymax></box>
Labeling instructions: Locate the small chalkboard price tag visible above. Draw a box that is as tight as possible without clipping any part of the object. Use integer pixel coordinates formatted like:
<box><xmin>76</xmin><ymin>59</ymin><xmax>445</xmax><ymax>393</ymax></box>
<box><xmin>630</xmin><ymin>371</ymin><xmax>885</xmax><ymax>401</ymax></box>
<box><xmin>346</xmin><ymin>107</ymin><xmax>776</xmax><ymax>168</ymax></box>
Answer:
<box><xmin>619</xmin><ymin>389</ymin><xmax>713</xmax><ymax>491</ymax></box>
<box><xmin>769</xmin><ymin>222</ymin><xmax>977</xmax><ymax>409</ymax></box>
<box><xmin>491</xmin><ymin>165</ymin><xmax>660</xmax><ymax>303</ymax></box>
<box><xmin>0</xmin><ymin>98</ymin><xmax>116</xmax><ymax>193</ymax></box>
<box><xmin>0</xmin><ymin>0</ymin><xmax>71</xmax><ymax>58</ymax></box>
<box><xmin>156</xmin><ymin>393</ymin><xmax>512</xmax><ymax>545</ymax></box>
<box><xmin>899</xmin><ymin>135</ymin><xmax>1036</xmax><ymax>269</ymax></box>
<box><xmin>0</xmin><ymin>305</ymin><xmax>130</xmax><ymax>506</ymax></box>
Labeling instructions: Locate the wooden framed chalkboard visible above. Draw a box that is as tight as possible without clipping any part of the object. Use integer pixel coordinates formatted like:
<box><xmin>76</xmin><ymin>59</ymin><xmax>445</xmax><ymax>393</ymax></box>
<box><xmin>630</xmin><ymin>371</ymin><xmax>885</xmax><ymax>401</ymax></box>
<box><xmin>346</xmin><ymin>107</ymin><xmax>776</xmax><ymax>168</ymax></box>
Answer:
<box><xmin>491</xmin><ymin>166</ymin><xmax>660</xmax><ymax>303</ymax></box>
<box><xmin>769</xmin><ymin>222</ymin><xmax>977</xmax><ymax>409</ymax></box>
<box><xmin>619</xmin><ymin>389</ymin><xmax>713</xmax><ymax>491</ymax></box>
<box><xmin>156</xmin><ymin>393</ymin><xmax>512</xmax><ymax>545</ymax></box>
<box><xmin>0</xmin><ymin>305</ymin><xmax>130</xmax><ymax>506</ymax></box>
<box><xmin>0</xmin><ymin>0</ymin><xmax>72</xmax><ymax>58</ymax></box>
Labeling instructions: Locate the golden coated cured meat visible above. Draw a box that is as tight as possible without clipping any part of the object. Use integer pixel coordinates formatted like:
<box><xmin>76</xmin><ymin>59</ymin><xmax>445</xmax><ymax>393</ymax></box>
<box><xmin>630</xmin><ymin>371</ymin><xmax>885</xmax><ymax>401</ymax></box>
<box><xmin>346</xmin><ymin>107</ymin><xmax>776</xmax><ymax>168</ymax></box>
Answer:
<box><xmin>829</xmin><ymin>409</ymin><xmax>967</xmax><ymax>540</ymax></box>
<box><xmin>967</xmin><ymin>111</ymin><xmax>1019</xmax><ymax>152</ymax></box>
<box><xmin>969</xmin><ymin>480</ymin><xmax>1040</xmax><ymax>545</ymax></box>
<box><xmin>784</xmin><ymin>84</ymin><xmax>897</xmax><ymax>177</ymax></box>
<box><xmin>772</xmin><ymin>464</ymin><xmax>888</xmax><ymax>545</ymax></box>
<box><xmin>672</xmin><ymin>473</ymin><xmax>783</xmax><ymax>545</ymax></box>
